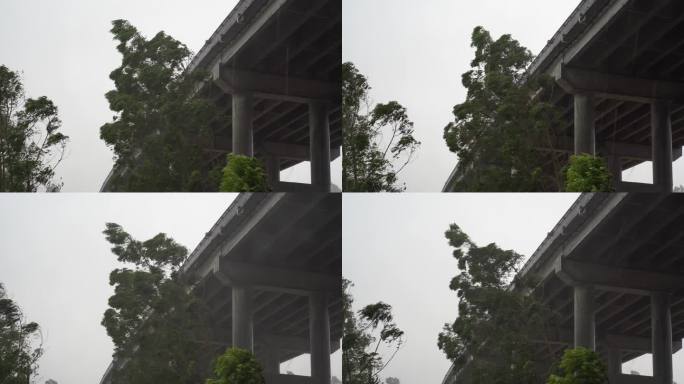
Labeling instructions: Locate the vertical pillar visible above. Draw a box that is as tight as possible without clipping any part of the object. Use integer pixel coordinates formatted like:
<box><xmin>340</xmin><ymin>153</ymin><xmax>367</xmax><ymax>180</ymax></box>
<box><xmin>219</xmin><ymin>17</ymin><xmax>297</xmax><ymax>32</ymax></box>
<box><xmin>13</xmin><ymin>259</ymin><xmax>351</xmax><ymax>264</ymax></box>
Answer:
<box><xmin>266</xmin><ymin>154</ymin><xmax>280</xmax><ymax>188</ymax></box>
<box><xmin>651</xmin><ymin>101</ymin><xmax>673</xmax><ymax>192</ymax></box>
<box><xmin>309</xmin><ymin>291</ymin><xmax>331</xmax><ymax>384</ymax></box>
<box><xmin>606</xmin><ymin>347</ymin><xmax>621</xmax><ymax>383</ymax></box>
<box><xmin>258</xmin><ymin>341</ymin><xmax>280</xmax><ymax>383</ymax></box>
<box><xmin>232</xmin><ymin>286</ymin><xmax>253</xmax><ymax>352</ymax></box>
<box><xmin>309</xmin><ymin>101</ymin><xmax>331</xmax><ymax>192</ymax></box>
<box><xmin>651</xmin><ymin>292</ymin><xmax>673</xmax><ymax>384</ymax></box>
<box><xmin>573</xmin><ymin>285</ymin><xmax>595</xmax><ymax>350</ymax></box>
<box><xmin>232</xmin><ymin>92</ymin><xmax>254</xmax><ymax>157</ymax></box>
<box><xmin>606</xmin><ymin>155</ymin><xmax>622</xmax><ymax>190</ymax></box>
<box><xmin>574</xmin><ymin>93</ymin><xmax>596</xmax><ymax>155</ymax></box>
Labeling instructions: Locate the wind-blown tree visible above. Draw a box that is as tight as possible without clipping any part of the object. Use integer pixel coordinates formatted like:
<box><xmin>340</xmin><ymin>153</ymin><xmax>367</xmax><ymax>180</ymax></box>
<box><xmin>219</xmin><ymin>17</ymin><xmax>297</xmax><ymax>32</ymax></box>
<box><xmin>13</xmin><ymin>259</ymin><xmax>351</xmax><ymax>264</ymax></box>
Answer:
<box><xmin>100</xmin><ymin>20</ymin><xmax>223</xmax><ymax>191</ymax></box>
<box><xmin>102</xmin><ymin>223</ymin><xmax>213</xmax><ymax>384</ymax></box>
<box><xmin>443</xmin><ymin>27</ymin><xmax>564</xmax><ymax>192</ymax></box>
<box><xmin>0</xmin><ymin>283</ymin><xmax>43</xmax><ymax>384</ymax></box>
<box><xmin>0</xmin><ymin>65</ymin><xmax>68</xmax><ymax>191</ymax></box>
<box><xmin>205</xmin><ymin>348</ymin><xmax>265</xmax><ymax>384</ymax></box>
<box><xmin>342</xmin><ymin>279</ymin><xmax>404</xmax><ymax>384</ymax></box>
<box><xmin>342</xmin><ymin>62</ymin><xmax>420</xmax><ymax>192</ymax></box>
<box><xmin>438</xmin><ymin>224</ymin><xmax>558</xmax><ymax>384</ymax></box>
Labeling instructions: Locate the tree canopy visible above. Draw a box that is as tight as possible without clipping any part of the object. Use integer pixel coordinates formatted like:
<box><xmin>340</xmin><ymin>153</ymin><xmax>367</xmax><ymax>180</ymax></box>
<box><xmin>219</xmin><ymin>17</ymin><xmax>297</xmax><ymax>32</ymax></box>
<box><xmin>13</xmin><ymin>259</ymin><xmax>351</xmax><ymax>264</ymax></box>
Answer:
<box><xmin>0</xmin><ymin>283</ymin><xmax>43</xmax><ymax>384</ymax></box>
<box><xmin>443</xmin><ymin>27</ymin><xmax>564</xmax><ymax>192</ymax></box>
<box><xmin>563</xmin><ymin>154</ymin><xmax>613</xmax><ymax>192</ymax></box>
<box><xmin>342</xmin><ymin>279</ymin><xmax>404</xmax><ymax>384</ymax></box>
<box><xmin>438</xmin><ymin>224</ymin><xmax>557</xmax><ymax>383</ymax></box>
<box><xmin>101</xmin><ymin>223</ymin><xmax>213</xmax><ymax>384</ymax></box>
<box><xmin>342</xmin><ymin>62</ymin><xmax>420</xmax><ymax>192</ymax></box>
<box><xmin>219</xmin><ymin>154</ymin><xmax>269</xmax><ymax>192</ymax></box>
<box><xmin>547</xmin><ymin>348</ymin><xmax>607</xmax><ymax>384</ymax></box>
<box><xmin>0</xmin><ymin>65</ymin><xmax>68</xmax><ymax>191</ymax></box>
<box><xmin>100</xmin><ymin>20</ymin><xmax>222</xmax><ymax>191</ymax></box>
<box><xmin>205</xmin><ymin>348</ymin><xmax>265</xmax><ymax>384</ymax></box>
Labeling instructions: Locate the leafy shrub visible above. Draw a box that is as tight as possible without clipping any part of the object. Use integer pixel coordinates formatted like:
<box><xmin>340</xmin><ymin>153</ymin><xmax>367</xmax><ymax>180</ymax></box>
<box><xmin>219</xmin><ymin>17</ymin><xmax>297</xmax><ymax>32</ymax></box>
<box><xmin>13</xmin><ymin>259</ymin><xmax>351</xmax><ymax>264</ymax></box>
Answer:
<box><xmin>547</xmin><ymin>347</ymin><xmax>608</xmax><ymax>384</ymax></box>
<box><xmin>563</xmin><ymin>154</ymin><xmax>612</xmax><ymax>192</ymax></box>
<box><xmin>206</xmin><ymin>348</ymin><xmax>265</xmax><ymax>384</ymax></box>
<box><xmin>219</xmin><ymin>154</ymin><xmax>269</xmax><ymax>192</ymax></box>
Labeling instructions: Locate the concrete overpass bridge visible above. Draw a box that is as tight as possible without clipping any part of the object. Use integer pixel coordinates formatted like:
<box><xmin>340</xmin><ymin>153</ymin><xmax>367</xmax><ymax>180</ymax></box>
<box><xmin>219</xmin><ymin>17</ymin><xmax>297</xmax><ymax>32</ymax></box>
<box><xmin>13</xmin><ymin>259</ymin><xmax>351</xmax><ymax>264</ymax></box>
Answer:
<box><xmin>444</xmin><ymin>0</ymin><xmax>684</xmax><ymax>192</ymax></box>
<box><xmin>100</xmin><ymin>192</ymin><xmax>342</xmax><ymax>384</ymax></box>
<box><xmin>442</xmin><ymin>193</ymin><xmax>684</xmax><ymax>384</ymax></box>
<box><xmin>102</xmin><ymin>0</ymin><xmax>341</xmax><ymax>192</ymax></box>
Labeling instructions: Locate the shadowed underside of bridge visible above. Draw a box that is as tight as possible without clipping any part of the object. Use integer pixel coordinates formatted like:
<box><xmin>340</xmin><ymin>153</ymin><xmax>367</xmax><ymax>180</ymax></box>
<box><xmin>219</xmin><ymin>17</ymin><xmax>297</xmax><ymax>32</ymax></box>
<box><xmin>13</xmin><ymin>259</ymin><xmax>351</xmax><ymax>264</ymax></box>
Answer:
<box><xmin>444</xmin><ymin>193</ymin><xmax>684</xmax><ymax>384</ymax></box>
<box><xmin>530</xmin><ymin>0</ymin><xmax>684</xmax><ymax>192</ymax></box>
<box><xmin>191</xmin><ymin>0</ymin><xmax>342</xmax><ymax>191</ymax></box>
<box><xmin>100</xmin><ymin>193</ymin><xmax>341</xmax><ymax>384</ymax></box>
<box><xmin>181</xmin><ymin>193</ymin><xmax>342</xmax><ymax>384</ymax></box>
<box><xmin>443</xmin><ymin>0</ymin><xmax>684</xmax><ymax>192</ymax></box>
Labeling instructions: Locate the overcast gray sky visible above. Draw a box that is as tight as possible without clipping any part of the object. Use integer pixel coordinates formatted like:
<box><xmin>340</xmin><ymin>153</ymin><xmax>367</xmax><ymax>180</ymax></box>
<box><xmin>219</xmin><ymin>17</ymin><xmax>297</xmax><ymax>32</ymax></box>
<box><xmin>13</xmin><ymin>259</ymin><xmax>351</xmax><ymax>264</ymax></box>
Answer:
<box><xmin>343</xmin><ymin>193</ymin><xmax>684</xmax><ymax>383</ymax></box>
<box><xmin>342</xmin><ymin>0</ymin><xmax>684</xmax><ymax>192</ymax></box>
<box><xmin>0</xmin><ymin>0</ymin><xmax>341</xmax><ymax>192</ymax></box>
<box><xmin>0</xmin><ymin>193</ymin><xmax>341</xmax><ymax>383</ymax></box>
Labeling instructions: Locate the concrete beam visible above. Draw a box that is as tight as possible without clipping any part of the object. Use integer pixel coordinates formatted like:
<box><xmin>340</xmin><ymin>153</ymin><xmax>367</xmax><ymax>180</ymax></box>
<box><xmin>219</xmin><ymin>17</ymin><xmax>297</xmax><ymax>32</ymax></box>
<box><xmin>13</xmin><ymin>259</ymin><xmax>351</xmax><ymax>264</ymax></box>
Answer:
<box><xmin>261</xmin><ymin>141</ymin><xmax>341</xmax><ymax>162</ymax></box>
<box><xmin>214</xmin><ymin>261</ymin><xmax>341</xmax><ymax>295</ymax></box>
<box><xmin>605</xmin><ymin>334</ymin><xmax>682</xmax><ymax>354</ymax></box>
<box><xmin>543</xmin><ymin>136</ymin><xmax>683</xmax><ymax>162</ymax></box>
<box><xmin>556</xmin><ymin>66</ymin><xmax>684</xmax><ymax>103</ymax></box>
<box><xmin>213</xmin><ymin>67</ymin><xmax>340</xmax><ymax>103</ymax></box>
<box><xmin>555</xmin><ymin>259</ymin><xmax>684</xmax><ymax>295</ymax></box>
<box><xmin>616</xmin><ymin>374</ymin><xmax>656</xmax><ymax>384</ymax></box>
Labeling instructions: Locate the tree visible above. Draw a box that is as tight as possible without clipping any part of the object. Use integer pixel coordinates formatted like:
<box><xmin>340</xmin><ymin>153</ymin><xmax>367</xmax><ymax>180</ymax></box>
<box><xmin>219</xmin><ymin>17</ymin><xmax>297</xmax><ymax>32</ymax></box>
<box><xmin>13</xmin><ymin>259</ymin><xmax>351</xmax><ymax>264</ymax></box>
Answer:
<box><xmin>342</xmin><ymin>62</ymin><xmax>420</xmax><ymax>192</ymax></box>
<box><xmin>0</xmin><ymin>283</ymin><xmax>43</xmax><ymax>384</ymax></box>
<box><xmin>219</xmin><ymin>154</ymin><xmax>269</xmax><ymax>192</ymax></box>
<box><xmin>0</xmin><ymin>65</ymin><xmax>68</xmax><ymax>191</ymax></box>
<box><xmin>205</xmin><ymin>348</ymin><xmax>264</xmax><ymax>384</ymax></box>
<box><xmin>443</xmin><ymin>27</ymin><xmax>564</xmax><ymax>192</ymax></box>
<box><xmin>342</xmin><ymin>279</ymin><xmax>404</xmax><ymax>384</ymax></box>
<box><xmin>547</xmin><ymin>348</ymin><xmax>607</xmax><ymax>384</ymax></box>
<box><xmin>101</xmin><ymin>223</ymin><xmax>213</xmax><ymax>384</ymax></box>
<box><xmin>563</xmin><ymin>154</ymin><xmax>612</xmax><ymax>192</ymax></box>
<box><xmin>438</xmin><ymin>224</ymin><xmax>557</xmax><ymax>383</ymax></box>
<box><xmin>100</xmin><ymin>20</ymin><xmax>222</xmax><ymax>192</ymax></box>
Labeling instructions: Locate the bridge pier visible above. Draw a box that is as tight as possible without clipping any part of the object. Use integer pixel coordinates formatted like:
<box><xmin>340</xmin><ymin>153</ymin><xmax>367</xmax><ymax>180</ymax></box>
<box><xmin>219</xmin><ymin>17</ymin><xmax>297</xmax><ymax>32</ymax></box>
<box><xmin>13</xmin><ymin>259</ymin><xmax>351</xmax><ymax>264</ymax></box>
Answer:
<box><xmin>265</xmin><ymin>154</ymin><xmax>280</xmax><ymax>188</ymax></box>
<box><xmin>651</xmin><ymin>101</ymin><xmax>673</xmax><ymax>192</ymax></box>
<box><xmin>232</xmin><ymin>285</ymin><xmax>254</xmax><ymax>351</ymax></box>
<box><xmin>573</xmin><ymin>93</ymin><xmax>596</xmax><ymax>155</ymax></box>
<box><xmin>651</xmin><ymin>292</ymin><xmax>673</xmax><ymax>384</ymax></box>
<box><xmin>573</xmin><ymin>284</ymin><xmax>595</xmax><ymax>350</ymax></box>
<box><xmin>232</xmin><ymin>92</ymin><xmax>254</xmax><ymax>157</ymax></box>
<box><xmin>309</xmin><ymin>291</ymin><xmax>331</xmax><ymax>384</ymax></box>
<box><xmin>309</xmin><ymin>101</ymin><xmax>331</xmax><ymax>192</ymax></box>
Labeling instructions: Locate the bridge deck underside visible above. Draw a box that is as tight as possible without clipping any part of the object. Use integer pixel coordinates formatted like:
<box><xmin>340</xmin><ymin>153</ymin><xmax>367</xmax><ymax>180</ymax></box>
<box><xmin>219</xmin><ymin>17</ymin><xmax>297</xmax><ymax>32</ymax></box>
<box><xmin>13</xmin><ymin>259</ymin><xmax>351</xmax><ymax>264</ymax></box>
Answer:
<box><xmin>195</xmin><ymin>0</ymin><xmax>342</xmax><ymax>171</ymax></box>
<box><xmin>534</xmin><ymin>194</ymin><xmax>684</xmax><ymax>365</ymax></box>
<box><xmin>537</xmin><ymin>0</ymin><xmax>684</xmax><ymax>171</ymax></box>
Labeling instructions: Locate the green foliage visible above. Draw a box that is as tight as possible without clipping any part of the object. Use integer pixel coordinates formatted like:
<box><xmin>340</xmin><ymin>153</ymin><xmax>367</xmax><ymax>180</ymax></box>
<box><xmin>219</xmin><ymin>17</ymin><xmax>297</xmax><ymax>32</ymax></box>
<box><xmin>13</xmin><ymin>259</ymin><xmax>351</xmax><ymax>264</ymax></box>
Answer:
<box><xmin>343</xmin><ymin>279</ymin><xmax>404</xmax><ymax>384</ymax></box>
<box><xmin>443</xmin><ymin>27</ymin><xmax>564</xmax><ymax>191</ymax></box>
<box><xmin>547</xmin><ymin>348</ymin><xmax>608</xmax><ymax>384</ymax></box>
<box><xmin>563</xmin><ymin>154</ymin><xmax>612</xmax><ymax>192</ymax></box>
<box><xmin>0</xmin><ymin>65</ymin><xmax>68</xmax><ymax>191</ymax></box>
<box><xmin>102</xmin><ymin>223</ymin><xmax>213</xmax><ymax>384</ymax></box>
<box><xmin>438</xmin><ymin>224</ymin><xmax>556</xmax><ymax>383</ymax></box>
<box><xmin>0</xmin><ymin>283</ymin><xmax>43</xmax><ymax>384</ymax></box>
<box><xmin>205</xmin><ymin>348</ymin><xmax>265</xmax><ymax>384</ymax></box>
<box><xmin>219</xmin><ymin>154</ymin><xmax>269</xmax><ymax>192</ymax></box>
<box><xmin>342</xmin><ymin>62</ymin><xmax>420</xmax><ymax>192</ymax></box>
<box><xmin>100</xmin><ymin>20</ymin><xmax>222</xmax><ymax>191</ymax></box>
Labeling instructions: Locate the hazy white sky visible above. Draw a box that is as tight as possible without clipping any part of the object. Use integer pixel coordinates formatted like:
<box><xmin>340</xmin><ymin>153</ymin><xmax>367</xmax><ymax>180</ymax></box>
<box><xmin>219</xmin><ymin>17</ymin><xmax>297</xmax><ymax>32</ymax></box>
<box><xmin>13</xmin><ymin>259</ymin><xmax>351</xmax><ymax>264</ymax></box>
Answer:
<box><xmin>0</xmin><ymin>193</ymin><xmax>341</xmax><ymax>383</ymax></box>
<box><xmin>343</xmin><ymin>193</ymin><xmax>684</xmax><ymax>383</ymax></box>
<box><xmin>0</xmin><ymin>0</ymin><xmax>342</xmax><ymax>192</ymax></box>
<box><xmin>342</xmin><ymin>0</ymin><xmax>684</xmax><ymax>191</ymax></box>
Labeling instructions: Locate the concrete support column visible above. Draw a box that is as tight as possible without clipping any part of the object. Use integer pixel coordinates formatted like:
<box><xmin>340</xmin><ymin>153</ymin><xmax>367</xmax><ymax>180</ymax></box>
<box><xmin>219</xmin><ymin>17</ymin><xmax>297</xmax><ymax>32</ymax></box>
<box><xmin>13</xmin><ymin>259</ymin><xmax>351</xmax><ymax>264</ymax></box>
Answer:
<box><xmin>574</xmin><ymin>93</ymin><xmax>596</xmax><ymax>155</ymax></box>
<box><xmin>259</xmin><ymin>342</ymin><xmax>280</xmax><ymax>383</ymax></box>
<box><xmin>651</xmin><ymin>292</ymin><xmax>673</xmax><ymax>384</ymax></box>
<box><xmin>309</xmin><ymin>101</ymin><xmax>331</xmax><ymax>192</ymax></box>
<box><xmin>309</xmin><ymin>291</ymin><xmax>331</xmax><ymax>384</ymax></box>
<box><xmin>573</xmin><ymin>285</ymin><xmax>595</xmax><ymax>350</ymax></box>
<box><xmin>606</xmin><ymin>347</ymin><xmax>621</xmax><ymax>383</ymax></box>
<box><xmin>651</xmin><ymin>101</ymin><xmax>673</xmax><ymax>192</ymax></box>
<box><xmin>232</xmin><ymin>285</ymin><xmax>253</xmax><ymax>352</ymax></box>
<box><xmin>265</xmin><ymin>154</ymin><xmax>280</xmax><ymax>188</ymax></box>
<box><xmin>232</xmin><ymin>92</ymin><xmax>254</xmax><ymax>157</ymax></box>
<box><xmin>606</xmin><ymin>155</ymin><xmax>622</xmax><ymax>190</ymax></box>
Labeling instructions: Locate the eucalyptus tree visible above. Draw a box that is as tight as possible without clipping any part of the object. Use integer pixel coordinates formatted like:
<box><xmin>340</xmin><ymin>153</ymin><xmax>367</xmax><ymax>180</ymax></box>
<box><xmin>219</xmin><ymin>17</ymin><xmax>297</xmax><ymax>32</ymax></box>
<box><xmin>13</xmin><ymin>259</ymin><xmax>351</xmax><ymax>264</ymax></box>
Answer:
<box><xmin>342</xmin><ymin>62</ymin><xmax>420</xmax><ymax>192</ymax></box>
<box><xmin>0</xmin><ymin>65</ymin><xmax>68</xmax><ymax>191</ymax></box>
